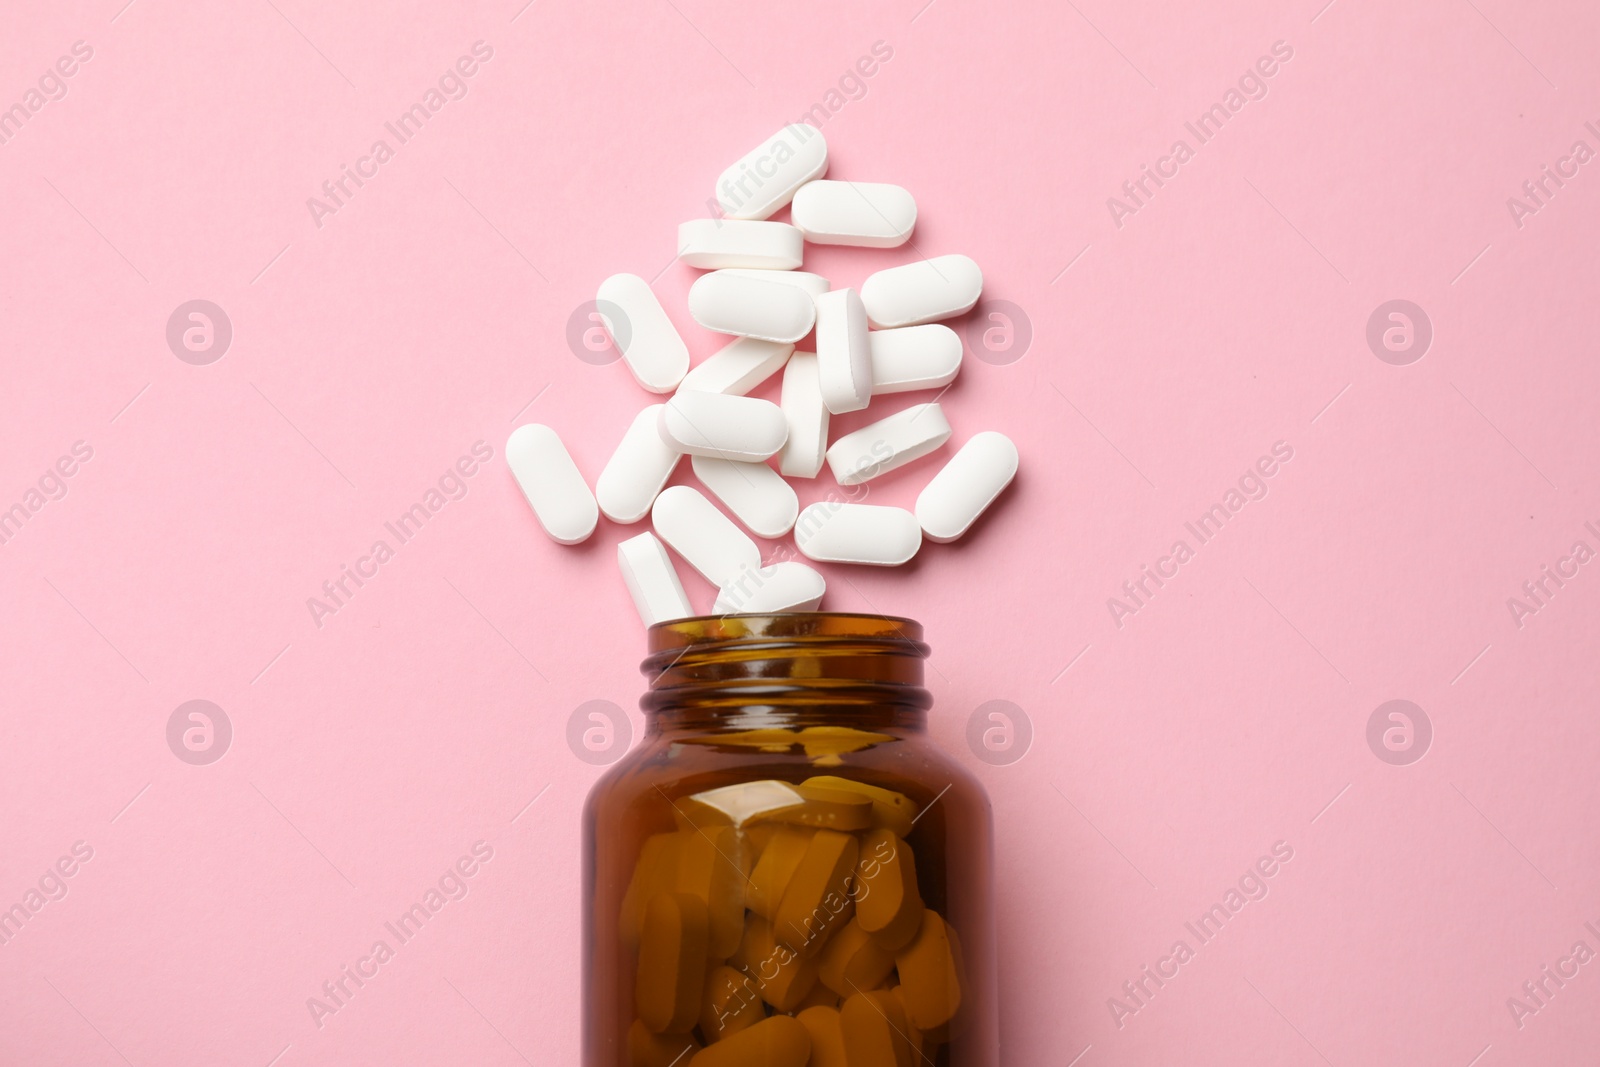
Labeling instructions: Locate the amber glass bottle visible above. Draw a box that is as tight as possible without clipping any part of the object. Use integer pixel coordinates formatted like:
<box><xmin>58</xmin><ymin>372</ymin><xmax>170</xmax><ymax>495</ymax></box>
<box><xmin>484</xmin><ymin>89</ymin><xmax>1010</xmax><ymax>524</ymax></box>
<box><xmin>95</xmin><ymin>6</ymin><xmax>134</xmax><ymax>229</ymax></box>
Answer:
<box><xmin>582</xmin><ymin>613</ymin><xmax>997</xmax><ymax>1066</ymax></box>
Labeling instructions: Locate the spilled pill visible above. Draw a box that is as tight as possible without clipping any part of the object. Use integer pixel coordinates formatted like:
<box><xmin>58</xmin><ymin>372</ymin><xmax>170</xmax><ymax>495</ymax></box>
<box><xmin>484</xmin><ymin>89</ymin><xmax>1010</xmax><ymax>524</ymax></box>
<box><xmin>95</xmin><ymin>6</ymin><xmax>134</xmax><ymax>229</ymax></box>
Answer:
<box><xmin>679</xmin><ymin>337</ymin><xmax>794</xmax><ymax>396</ymax></box>
<box><xmin>715</xmin><ymin>268</ymin><xmax>831</xmax><ymax>299</ymax></box>
<box><xmin>715</xmin><ymin>124</ymin><xmax>829</xmax><ymax>221</ymax></box>
<box><xmin>915</xmin><ymin>430</ymin><xmax>1019</xmax><ymax>543</ymax></box>
<box><xmin>596</xmin><ymin>406</ymin><xmax>682</xmax><ymax>524</ymax></box>
<box><xmin>691</xmin><ymin>455</ymin><xmax>799</xmax><ymax>538</ymax></box>
<box><xmin>795</xmin><ymin>503</ymin><xmax>922</xmax><ymax>567</ymax></box>
<box><xmin>652</xmin><ymin>485</ymin><xmax>762</xmax><ymax>587</ymax></box>
<box><xmin>777</xmin><ymin>353</ymin><xmax>830</xmax><ymax>479</ymax></box>
<box><xmin>714</xmin><ymin>561</ymin><xmax>826</xmax><ymax>614</ymax></box>
<box><xmin>506</xmin><ymin>424</ymin><xmax>598</xmax><ymax>545</ymax></box>
<box><xmin>688</xmin><ymin>271</ymin><xmax>817</xmax><ymax>343</ymax></box>
<box><xmin>825</xmin><ymin>402</ymin><xmax>952</xmax><ymax>486</ymax></box>
<box><xmin>860</xmin><ymin>254</ymin><xmax>984</xmax><ymax>329</ymax></box>
<box><xmin>814</xmin><ymin>288</ymin><xmax>872</xmax><ymax>415</ymax></box>
<box><xmin>660</xmin><ymin>391</ymin><xmax>789</xmax><ymax>462</ymax></box>
<box><xmin>791</xmin><ymin>180</ymin><xmax>917</xmax><ymax>248</ymax></box>
<box><xmin>869</xmin><ymin>324</ymin><xmax>964</xmax><ymax>394</ymax></box>
<box><xmin>678</xmin><ymin>219</ymin><xmax>804</xmax><ymax>270</ymax></box>
<box><xmin>617</xmin><ymin>532</ymin><xmax>692</xmax><ymax>628</ymax></box>
<box><xmin>596</xmin><ymin>273</ymin><xmax>690</xmax><ymax>393</ymax></box>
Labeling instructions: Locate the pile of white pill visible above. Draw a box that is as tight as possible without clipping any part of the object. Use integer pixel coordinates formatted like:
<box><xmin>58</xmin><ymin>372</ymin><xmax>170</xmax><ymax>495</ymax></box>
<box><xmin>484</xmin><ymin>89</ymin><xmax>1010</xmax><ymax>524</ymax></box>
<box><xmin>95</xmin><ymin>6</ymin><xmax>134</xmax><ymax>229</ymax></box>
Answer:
<box><xmin>507</xmin><ymin>124</ymin><xmax>1019</xmax><ymax>626</ymax></box>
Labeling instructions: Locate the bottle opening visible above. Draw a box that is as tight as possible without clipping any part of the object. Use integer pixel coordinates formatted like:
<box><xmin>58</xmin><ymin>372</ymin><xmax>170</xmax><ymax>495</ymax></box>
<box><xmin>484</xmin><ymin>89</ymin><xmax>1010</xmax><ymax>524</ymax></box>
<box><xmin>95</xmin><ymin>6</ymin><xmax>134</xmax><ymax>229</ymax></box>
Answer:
<box><xmin>640</xmin><ymin>612</ymin><xmax>932</xmax><ymax>721</ymax></box>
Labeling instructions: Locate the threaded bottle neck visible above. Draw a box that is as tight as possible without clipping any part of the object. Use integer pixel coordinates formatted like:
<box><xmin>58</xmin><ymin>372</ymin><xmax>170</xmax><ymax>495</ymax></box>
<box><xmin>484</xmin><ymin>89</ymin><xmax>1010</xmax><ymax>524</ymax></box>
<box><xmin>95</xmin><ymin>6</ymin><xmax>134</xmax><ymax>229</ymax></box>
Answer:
<box><xmin>640</xmin><ymin>613</ymin><xmax>931</xmax><ymax>730</ymax></box>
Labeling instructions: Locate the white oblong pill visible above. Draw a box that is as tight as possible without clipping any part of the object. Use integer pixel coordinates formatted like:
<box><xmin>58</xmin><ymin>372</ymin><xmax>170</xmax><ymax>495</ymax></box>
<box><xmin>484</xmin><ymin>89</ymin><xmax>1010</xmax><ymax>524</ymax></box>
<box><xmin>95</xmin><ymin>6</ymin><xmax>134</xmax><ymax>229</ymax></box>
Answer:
<box><xmin>595</xmin><ymin>405</ymin><xmax>682</xmax><ymax>524</ymax></box>
<box><xmin>715</xmin><ymin>268</ymin><xmax>831</xmax><ymax>299</ymax></box>
<box><xmin>659</xmin><ymin>391</ymin><xmax>788</xmax><ymax>462</ymax></box>
<box><xmin>688</xmin><ymin>272</ymin><xmax>817</xmax><ymax>343</ymax></box>
<box><xmin>825</xmin><ymin>403</ymin><xmax>952</xmax><ymax>486</ymax></box>
<box><xmin>652</xmin><ymin>485</ymin><xmax>761</xmax><ymax>587</ymax></box>
<box><xmin>790</xmin><ymin>181</ymin><xmax>917</xmax><ymax>248</ymax></box>
<box><xmin>679</xmin><ymin>337</ymin><xmax>794</xmax><ymax>396</ymax></box>
<box><xmin>814</xmin><ymin>288</ymin><xmax>872</xmax><ymax>414</ymax></box>
<box><xmin>859</xmin><ymin>254</ymin><xmax>984</xmax><ymax>329</ymax></box>
<box><xmin>794</xmin><ymin>503</ymin><xmax>921</xmax><ymax>566</ymax></box>
<box><xmin>714</xmin><ymin>561</ymin><xmax>826</xmax><ymax>614</ymax></box>
<box><xmin>678</xmin><ymin>219</ymin><xmax>804</xmax><ymax>270</ymax></box>
<box><xmin>691</xmin><ymin>455</ymin><xmax>799</xmax><ymax>538</ymax></box>
<box><xmin>506</xmin><ymin>424</ymin><xmax>598</xmax><ymax>545</ymax></box>
<box><xmin>778</xmin><ymin>352</ymin><xmax>830</xmax><ymax>479</ymax></box>
<box><xmin>715</xmin><ymin>124</ymin><xmax>829</xmax><ymax>220</ymax></box>
<box><xmin>869</xmin><ymin>324</ymin><xmax>963</xmax><ymax>394</ymax></box>
<box><xmin>596</xmin><ymin>274</ymin><xmax>690</xmax><ymax>393</ymax></box>
<box><xmin>915</xmin><ymin>431</ymin><xmax>1019</xmax><ymax>543</ymax></box>
<box><xmin>618</xmin><ymin>532</ymin><xmax>693</xmax><ymax>627</ymax></box>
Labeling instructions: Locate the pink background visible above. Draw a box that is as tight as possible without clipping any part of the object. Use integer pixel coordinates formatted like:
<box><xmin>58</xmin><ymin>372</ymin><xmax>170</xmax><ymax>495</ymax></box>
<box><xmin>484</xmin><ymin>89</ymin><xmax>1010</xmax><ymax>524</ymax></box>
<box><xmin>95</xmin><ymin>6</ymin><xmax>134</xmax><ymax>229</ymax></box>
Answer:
<box><xmin>3</xmin><ymin>0</ymin><xmax>1598</xmax><ymax>1063</ymax></box>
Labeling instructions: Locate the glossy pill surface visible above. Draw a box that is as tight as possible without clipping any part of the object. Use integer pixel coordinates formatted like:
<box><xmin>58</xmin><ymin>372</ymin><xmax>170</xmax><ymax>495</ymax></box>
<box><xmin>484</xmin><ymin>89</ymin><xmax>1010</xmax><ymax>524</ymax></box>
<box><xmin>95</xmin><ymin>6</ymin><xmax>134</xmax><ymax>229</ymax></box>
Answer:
<box><xmin>617</xmin><ymin>533</ymin><xmax>692</xmax><ymax>628</ymax></box>
<box><xmin>714</xmin><ymin>124</ymin><xmax>828</xmax><ymax>221</ymax></box>
<box><xmin>859</xmin><ymin>254</ymin><xmax>983</xmax><ymax>329</ymax></box>
<box><xmin>688</xmin><ymin>271</ymin><xmax>817</xmax><ymax>343</ymax></box>
<box><xmin>678</xmin><ymin>219</ymin><xmax>804</xmax><ymax>270</ymax></box>
<box><xmin>795</xmin><ymin>504</ymin><xmax>922</xmax><ymax>567</ymax></box>
<box><xmin>915</xmin><ymin>430</ymin><xmax>1019</xmax><ymax>543</ymax></box>
<box><xmin>824</xmin><ymin>403</ymin><xmax>951</xmax><ymax>486</ymax></box>
<box><xmin>659</xmin><ymin>391</ymin><xmax>788</xmax><ymax>462</ymax></box>
<box><xmin>597</xmin><ymin>273</ymin><xmax>691</xmax><ymax>393</ymax></box>
<box><xmin>791</xmin><ymin>180</ymin><xmax>917</xmax><ymax>248</ymax></box>
<box><xmin>597</xmin><ymin>405</ymin><xmax>681</xmax><ymax>524</ymax></box>
<box><xmin>506</xmin><ymin>424</ymin><xmax>598</xmax><ymax>545</ymax></box>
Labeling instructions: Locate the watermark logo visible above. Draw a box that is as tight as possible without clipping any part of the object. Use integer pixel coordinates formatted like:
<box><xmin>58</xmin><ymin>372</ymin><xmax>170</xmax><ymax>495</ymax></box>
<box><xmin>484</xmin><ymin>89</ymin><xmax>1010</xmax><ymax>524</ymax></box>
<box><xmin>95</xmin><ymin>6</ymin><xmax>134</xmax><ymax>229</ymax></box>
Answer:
<box><xmin>0</xmin><ymin>840</ymin><xmax>94</xmax><ymax>949</ymax></box>
<box><xmin>307</xmin><ymin>441</ymin><xmax>495</xmax><ymax>630</ymax></box>
<box><xmin>1366</xmin><ymin>699</ymin><xmax>1431</xmax><ymax>766</ymax></box>
<box><xmin>964</xmin><ymin>299</ymin><xmax>1032</xmax><ymax>366</ymax></box>
<box><xmin>566</xmin><ymin>300</ymin><xmax>627</xmax><ymax>366</ymax></box>
<box><xmin>306</xmin><ymin>841</ymin><xmax>494</xmax><ymax>1029</ymax></box>
<box><xmin>1505</xmin><ymin>121</ymin><xmax>1600</xmax><ymax>230</ymax></box>
<box><xmin>1108</xmin><ymin>441</ymin><xmax>1295</xmax><ymax>629</ymax></box>
<box><xmin>965</xmin><ymin>699</ymin><xmax>1032</xmax><ymax>766</ymax></box>
<box><xmin>0</xmin><ymin>440</ymin><xmax>93</xmax><ymax>550</ymax></box>
<box><xmin>166</xmin><ymin>300</ymin><xmax>232</xmax><ymax>365</ymax></box>
<box><xmin>1506</xmin><ymin>520</ymin><xmax>1600</xmax><ymax>630</ymax></box>
<box><xmin>567</xmin><ymin>699</ymin><xmax>632</xmax><ymax>765</ymax></box>
<box><xmin>1506</xmin><ymin>920</ymin><xmax>1600</xmax><ymax>1030</ymax></box>
<box><xmin>305</xmin><ymin>42</ymin><xmax>494</xmax><ymax>230</ymax></box>
<box><xmin>1365</xmin><ymin>300</ymin><xmax>1431</xmax><ymax>366</ymax></box>
<box><xmin>1108</xmin><ymin>841</ymin><xmax>1295</xmax><ymax>1028</ymax></box>
<box><xmin>166</xmin><ymin>700</ymin><xmax>232</xmax><ymax>765</ymax></box>
<box><xmin>0</xmin><ymin>40</ymin><xmax>94</xmax><ymax>149</ymax></box>
<box><xmin>1107</xmin><ymin>40</ymin><xmax>1295</xmax><ymax>229</ymax></box>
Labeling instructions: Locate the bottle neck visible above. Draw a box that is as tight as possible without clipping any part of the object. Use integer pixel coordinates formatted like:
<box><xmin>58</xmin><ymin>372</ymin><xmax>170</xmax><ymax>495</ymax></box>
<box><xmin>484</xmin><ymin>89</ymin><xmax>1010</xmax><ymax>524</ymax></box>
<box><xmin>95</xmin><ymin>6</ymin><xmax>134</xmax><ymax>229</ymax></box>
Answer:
<box><xmin>640</xmin><ymin>613</ymin><xmax>931</xmax><ymax>732</ymax></box>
